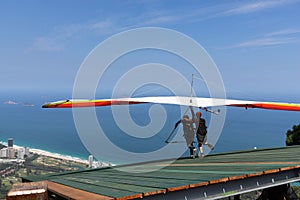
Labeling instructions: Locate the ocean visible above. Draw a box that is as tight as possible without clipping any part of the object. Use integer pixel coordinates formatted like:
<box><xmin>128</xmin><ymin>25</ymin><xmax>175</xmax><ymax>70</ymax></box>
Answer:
<box><xmin>0</xmin><ymin>91</ymin><xmax>299</xmax><ymax>164</ymax></box>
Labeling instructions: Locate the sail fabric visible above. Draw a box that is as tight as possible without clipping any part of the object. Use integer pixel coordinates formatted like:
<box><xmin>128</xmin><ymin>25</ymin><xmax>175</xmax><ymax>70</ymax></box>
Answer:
<box><xmin>42</xmin><ymin>96</ymin><xmax>300</xmax><ymax>112</ymax></box>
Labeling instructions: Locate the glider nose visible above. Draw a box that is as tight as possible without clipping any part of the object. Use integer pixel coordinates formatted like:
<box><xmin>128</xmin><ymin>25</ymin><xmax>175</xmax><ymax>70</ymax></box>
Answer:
<box><xmin>42</xmin><ymin>103</ymin><xmax>51</xmax><ymax>108</ymax></box>
<box><xmin>42</xmin><ymin>100</ymin><xmax>71</xmax><ymax>108</ymax></box>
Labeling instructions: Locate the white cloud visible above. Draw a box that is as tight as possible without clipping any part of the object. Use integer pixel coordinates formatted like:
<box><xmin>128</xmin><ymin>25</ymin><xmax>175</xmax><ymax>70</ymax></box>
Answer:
<box><xmin>231</xmin><ymin>28</ymin><xmax>300</xmax><ymax>48</ymax></box>
<box><xmin>27</xmin><ymin>5</ymin><xmax>220</xmax><ymax>53</ymax></box>
<box><xmin>143</xmin><ymin>15</ymin><xmax>180</xmax><ymax>25</ymax></box>
<box><xmin>28</xmin><ymin>37</ymin><xmax>64</xmax><ymax>52</ymax></box>
<box><xmin>23</xmin><ymin>103</ymin><xmax>35</xmax><ymax>107</ymax></box>
<box><xmin>4</xmin><ymin>100</ymin><xmax>19</xmax><ymax>105</ymax></box>
<box><xmin>90</xmin><ymin>19</ymin><xmax>114</xmax><ymax>31</ymax></box>
<box><xmin>27</xmin><ymin>1</ymin><xmax>299</xmax><ymax>52</ymax></box>
<box><xmin>234</xmin><ymin>37</ymin><xmax>298</xmax><ymax>48</ymax></box>
<box><xmin>3</xmin><ymin>100</ymin><xmax>35</xmax><ymax>106</ymax></box>
<box><xmin>221</xmin><ymin>0</ymin><xmax>293</xmax><ymax>16</ymax></box>
<box><xmin>266</xmin><ymin>28</ymin><xmax>300</xmax><ymax>37</ymax></box>
<box><xmin>28</xmin><ymin>19</ymin><xmax>116</xmax><ymax>52</ymax></box>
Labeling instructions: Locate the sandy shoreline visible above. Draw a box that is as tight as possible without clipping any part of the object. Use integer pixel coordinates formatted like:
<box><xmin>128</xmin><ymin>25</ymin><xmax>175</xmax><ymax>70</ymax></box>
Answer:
<box><xmin>0</xmin><ymin>141</ymin><xmax>112</xmax><ymax>167</ymax></box>
<box><xmin>0</xmin><ymin>141</ymin><xmax>88</xmax><ymax>164</ymax></box>
<box><xmin>29</xmin><ymin>148</ymin><xmax>89</xmax><ymax>165</ymax></box>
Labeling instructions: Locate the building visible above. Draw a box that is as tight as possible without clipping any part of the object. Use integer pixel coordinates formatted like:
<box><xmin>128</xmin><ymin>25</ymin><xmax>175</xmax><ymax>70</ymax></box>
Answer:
<box><xmin>8</xmin><ymin>138</ymin><xmax>13</xmax><ymax>147</ymax></box>
<box><xmin>7</xmin><ymin>181</ymin><xmax>47</xmax><ymax>200</ymax></box>
<box><xmin>8</xmin><ymin>147</ymin><xmax>16</xmax><ymax>159</ymax></box>
<box><xmin>0</xmin><ymin>144</ymin><xmax>29</xmax><ymax>159</ymax></box>
<box><xmin>88</xmin><ymin>155</ymin><xmax>93</xmax><ymax>168</ymax></box>
<box><xmin>0</xmin><ymin>148</ymin><xmax>8</xmax><ymax>158</ymax></box>
<box><xmin>25</xmin><ymin>147</ymin><xmax>30</xmax><ymax>156</ymax></box>
<box><xmin>18</xmin><ymin>147</ymin><xmax>26</xmax><ymax>159</ymax></box>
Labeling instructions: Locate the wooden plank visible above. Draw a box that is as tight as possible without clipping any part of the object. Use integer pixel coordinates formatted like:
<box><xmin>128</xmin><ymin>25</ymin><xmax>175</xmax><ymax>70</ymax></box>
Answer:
<box><xmin>189</xmin><ymin>181</ymin><xmax>209</xmax><ymax>188</ymax></box>
<box><xmin>143</xmin><ymin>189</ymin><xmax>167</xmax><ymax>197</ymax></box>
<box><xmin>115</xmin><ymin>193</ymin><xmax>143</xmax><ymax>200</ymax></box>
<box><xmin>77</xmin><ymin>173</ymin><xmax>188</xmax><ymax>188</ymax></box>
<box><xmin>279</xmin><ymin>166</ymin><xmax>298</xmax><ymax>171</ymax></box>
<box><xmin>228</xmin><ymin>174</ymin><xmax>247</xmax><ymax>181</ymax></box>
<box><xmin>246</xmin><ymin>171</ymin><xmax>264</xmax><ymax>178</ymax></box>
<box><xmin>167</xmin><ymin>184</ymin><xmax>189</xmax><ymax>192</ymax></box>
<box><xmin>97</xmin><ymin>170</ymin><xmax>205</xmax><ymax>181</ymax></box>
<box><xmin>51</xmin><ymin>179</ymin><xmax>142</xmax><ymax>199</ymax></box>
<box><xmin>99</xmin><ymin>173</ymin><xmax>188</xmax><ymax>183</ymax></box>
<box><xmin>54</xmin><ymin>175</ymin><xmax>167</xmax><ymax>198</ymax></box>
<box><xmin>66</xmin><ymin>174</ymin><xmax>167</xmax><ymax>198</ymax></box>
<box><xmin>263</xmin><ymin>168</ymin><xmax>280</xmax><ymax>174</ymax></box>
<box><xmin>209</xmin><ymin>177</ymin><xmax>229</xmax><ymax>184</ymax></box>
<box><xmin>46</xmin><ymin>181</ymin><xmax>113</xmax><ymax>200</ymax></box>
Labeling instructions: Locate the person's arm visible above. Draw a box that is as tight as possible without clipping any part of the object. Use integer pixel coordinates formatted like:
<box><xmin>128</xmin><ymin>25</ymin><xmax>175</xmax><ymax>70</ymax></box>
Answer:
<box><xmin>174</xmin><ymin>120</ymin><xmax>181</xmax><ymax>129</ymax></box>
<box><xmin>202</xmin><ymin>118</ymin><xmax>207</xmax><ymax>128</ymax></box>
<box><xmin>190</xmin><ymin>106</ymin><xmax>195</xmax><ymax>119</ymax></box>
<box><xmin>165</xmin><ymin>120</ymin><xmax>182</xmax><ymax>143</ymax></box>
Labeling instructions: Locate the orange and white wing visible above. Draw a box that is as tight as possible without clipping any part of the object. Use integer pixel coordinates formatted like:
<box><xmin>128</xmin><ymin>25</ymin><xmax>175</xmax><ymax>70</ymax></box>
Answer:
<box><xmin>42</xmin><ymin>96</ymin><xmax>300</xmax><ymax>112</ymax></box>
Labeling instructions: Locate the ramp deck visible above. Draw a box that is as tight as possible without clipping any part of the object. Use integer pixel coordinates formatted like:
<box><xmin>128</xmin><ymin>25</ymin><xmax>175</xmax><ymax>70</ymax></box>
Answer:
<box><xmin>23</xmin><ymin>145</ymin><xmax>300</xmax><ymax>199</ymax></box>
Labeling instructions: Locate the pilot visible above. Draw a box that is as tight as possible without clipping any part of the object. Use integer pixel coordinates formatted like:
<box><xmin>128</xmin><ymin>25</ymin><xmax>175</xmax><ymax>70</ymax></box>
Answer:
<box><xmin>194</xmin><ymin>111</ymin><xmax>214</xmax><ymax>158</ymax></box>
<box><xmin>181</xmin><ymin>115</ymin><xmax>196</xmax><ymax>158</ymax></box>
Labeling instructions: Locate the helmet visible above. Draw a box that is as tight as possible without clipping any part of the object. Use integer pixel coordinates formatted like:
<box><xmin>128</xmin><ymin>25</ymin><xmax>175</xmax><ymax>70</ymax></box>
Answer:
<box><xmin>196</xmin><ymin>112</ymin><xmax>202</xmax><ymax>117</ymax></box>
<box><xmin>183</xmin><ymin>115</ymin><xmax>189</xmax><ymax>119</ymax></box>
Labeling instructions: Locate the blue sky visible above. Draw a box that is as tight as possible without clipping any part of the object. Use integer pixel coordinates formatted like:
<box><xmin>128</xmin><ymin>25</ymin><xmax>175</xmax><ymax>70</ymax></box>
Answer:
<box><xmin>1</xmin><ymin>0</ymin><xmax>300</xmax><ymax>101</ymax></box>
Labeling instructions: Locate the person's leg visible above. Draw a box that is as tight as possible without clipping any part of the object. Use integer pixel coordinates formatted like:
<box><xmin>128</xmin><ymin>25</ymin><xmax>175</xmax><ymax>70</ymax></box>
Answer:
<box><xmin>204</xmin><ymin>142</ymin><xmax>214</xmax><ymax>150</ymax></box>
<box><xmin>198</xmin><ymin>144</ymin><xmax>205</xmax><ymax>158</ymax></box>
<box><xmin>203</xmin><ymin>136</ymin><xmax>214</xmax><ymax>150</ymax></box>
<box><xmin>189</xmin><ymin>146</ymin><xmax>194</xmax><ymax>157</ymax></box>
<box><xmin>197</xmin><ymin>134</ymin><xmax>205</xmax><ymax>158</ymax></box>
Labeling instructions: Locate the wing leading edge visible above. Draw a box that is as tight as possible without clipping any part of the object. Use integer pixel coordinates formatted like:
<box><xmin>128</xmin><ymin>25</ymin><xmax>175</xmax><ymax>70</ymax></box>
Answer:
<box><xmin>42</xmin><ymin>96</ymin><xmax>300</xmax><ymax>112</ymax></box>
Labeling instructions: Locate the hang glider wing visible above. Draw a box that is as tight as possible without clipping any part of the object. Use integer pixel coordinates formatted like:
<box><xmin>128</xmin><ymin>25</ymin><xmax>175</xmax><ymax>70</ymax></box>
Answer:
<box><xmin>42</xmin><ymin>96</ymin><xmax>300</xmax><ymax>112</ymax></box>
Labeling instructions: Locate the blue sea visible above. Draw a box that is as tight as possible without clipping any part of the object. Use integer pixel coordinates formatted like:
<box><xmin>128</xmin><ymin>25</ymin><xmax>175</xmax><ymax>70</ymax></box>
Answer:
<box><xmin>0</xmin><ymin>91</ymin><xmax>299</xmax><ymax>164</ymax></box>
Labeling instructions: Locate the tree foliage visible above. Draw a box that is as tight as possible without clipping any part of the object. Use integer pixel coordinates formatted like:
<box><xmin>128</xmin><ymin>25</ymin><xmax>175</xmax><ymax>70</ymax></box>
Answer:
<box><xmin>0</xmin><ymin>144</ymin><xmax>5</xmax><ymax>149</ymax></box>
<box><xmin>286</xmin><ymin>124</ymin><xmax>300</xmax><ymax>146</ymax></box>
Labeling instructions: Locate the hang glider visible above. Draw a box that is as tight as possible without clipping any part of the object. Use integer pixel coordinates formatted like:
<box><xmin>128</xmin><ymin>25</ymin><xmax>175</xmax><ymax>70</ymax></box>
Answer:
<box><xmin>42</xmin><ymin>96</ymin><xmax>300</xmax><ymax>112</ymax></box>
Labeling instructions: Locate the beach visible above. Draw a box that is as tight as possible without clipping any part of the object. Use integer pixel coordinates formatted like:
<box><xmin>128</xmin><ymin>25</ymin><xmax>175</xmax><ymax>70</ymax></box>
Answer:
<box><xmin>28</xmin><ymin>148</ymin><xmax>89</xmax><ymax>165</ymax></box>
<box><xmin>0</xmin><ymin>140</ymin><xmax>113</xmax><ymax>168</ymax></box>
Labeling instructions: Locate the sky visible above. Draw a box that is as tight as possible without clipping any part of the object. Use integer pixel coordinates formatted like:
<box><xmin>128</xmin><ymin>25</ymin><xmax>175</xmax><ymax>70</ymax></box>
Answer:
<box><xmin>1</xmin><ymin>0</ymin><xmax>300</xmax><ymax>102</ymax></box>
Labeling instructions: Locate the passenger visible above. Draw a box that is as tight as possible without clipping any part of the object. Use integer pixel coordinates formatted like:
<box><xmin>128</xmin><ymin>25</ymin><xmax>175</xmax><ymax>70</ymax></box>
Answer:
<box><xmin>181</xmin><ymin>115</ymin><xmax>196</xmax><ymax>158</ymax></box>
<box><xmin>192</xmin><ymin>110</ymin><xmax>214</xmax><ymax>158</ymax></box>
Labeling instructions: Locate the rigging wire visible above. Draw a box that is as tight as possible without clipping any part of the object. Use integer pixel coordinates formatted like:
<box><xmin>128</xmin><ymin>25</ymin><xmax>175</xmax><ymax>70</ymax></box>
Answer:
<box><xmin>166</xmin><ymin>74</ymin><xmax>197</xmax><ymax>144</ymax></box>
<box><xmin>129</xmin><ymin>74</ymin><xmax>195</xmax><ymax>144</ymax></box>
<box><xmin>121</xmin><ymin>73</ymin><xmax>217</xmax><ymax>145</ymax></box>
<box><xmin>192</xmin><ymin>72</ymin><xmax>274</xmax><ymax>102</ymax></box>
<box><xmin>190</xmin><ymin>74</ymin><xmax>194</xmax><ymax>98</ymax></box>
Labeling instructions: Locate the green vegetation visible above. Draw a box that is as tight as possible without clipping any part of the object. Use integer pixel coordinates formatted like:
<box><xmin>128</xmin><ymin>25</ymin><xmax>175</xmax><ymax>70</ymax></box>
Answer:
<box><xmin>0</xmin><ymin>144</ymin><xmax>5</xmax><ymax>149</ymax></box>
<box><xmin>286</xmin><ymin>124</ymin><xmax>300</xmax><ymax>146</ymax></box>
<box><xmin>0</xmin><ymin>154</ymin><xmax>87</xmax><ymax>199</ymax></box>
<box><xmin>285</xmin><ymin>124</ymin><xmax>300</xmax><ymax>198</ymax></box>
<box><xmin>293</xmin><ymin>186</ymin><xmax>300</xmax><ymax>198</ymax></box>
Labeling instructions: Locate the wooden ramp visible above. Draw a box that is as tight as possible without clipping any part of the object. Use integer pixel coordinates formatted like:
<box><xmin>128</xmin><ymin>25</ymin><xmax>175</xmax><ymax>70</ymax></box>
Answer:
<box><xmin>23</xmin><ymin>145</ymin><xmax>300</xmax><ymax>199</ymax></box>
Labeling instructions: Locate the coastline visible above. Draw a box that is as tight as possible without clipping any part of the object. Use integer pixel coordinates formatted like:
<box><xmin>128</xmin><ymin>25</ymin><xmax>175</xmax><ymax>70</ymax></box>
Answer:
<box><xmin>0</xmin><ymin>140</ymin><xmax>112</xmax><ymax>167</ymax></box>
<box><xmin>29</xmin><ymin>148</ymin><xmax>88</xmax><ymax>165</ymax></box>
<box><xmin>0</xmin><ymin>141</ymin><xmax>88</xmax><ymax>165</ymax></box>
